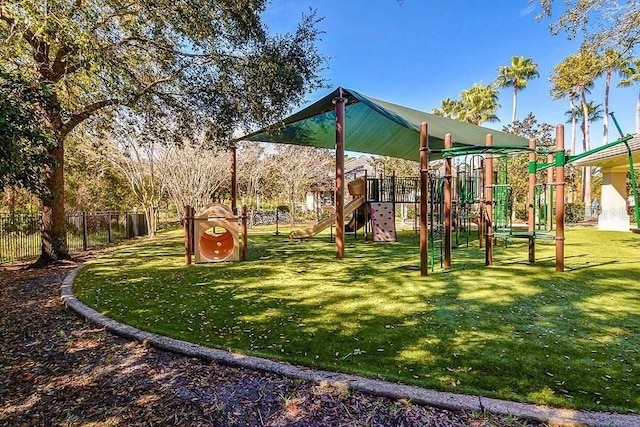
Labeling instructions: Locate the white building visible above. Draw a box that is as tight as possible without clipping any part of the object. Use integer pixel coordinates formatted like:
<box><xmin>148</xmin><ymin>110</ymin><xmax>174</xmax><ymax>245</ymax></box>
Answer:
<box><xmin>575</xmin><ymin>134</ymin><xmax>640</xmax><ymax>231</ymax></box>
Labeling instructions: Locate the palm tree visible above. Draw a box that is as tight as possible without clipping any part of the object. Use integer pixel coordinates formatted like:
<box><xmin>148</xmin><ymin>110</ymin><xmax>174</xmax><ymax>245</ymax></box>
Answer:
<box><xmin>551</xmin><ymin>49</ymin><xmax>601</xmax><ymax>212</ymax></box>
<box><xmin>565</xmin><ymin>101</ymin><xmax>604</xmax><ymax>134</ymax></box>
<box><xmin>495</xmin><ymin>56</ymin><xmax>540</xmax><ymax>122</ymax></box>
<box><xmin>457</xmin><ymin>83</ymin><xmax>500</xmax><ymax>125</ymax></box>
<box><xmin>620</xmin><ymin>58</ymin><xmax>640</xmax><ymax>134</ymax></box>
<box><xmin>599</xmin><ymin>49</ymin><xmax>630</xmax><ymax>142</ymax></box>
<box><xmin>432</xmin><ymin>98</ymin><xmax>460</xmax><ymax>119</ymax></box>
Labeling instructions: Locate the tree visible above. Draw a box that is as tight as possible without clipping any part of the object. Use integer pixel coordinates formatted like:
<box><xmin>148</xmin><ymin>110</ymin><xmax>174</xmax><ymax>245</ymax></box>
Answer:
<box><xmin>457</xmin><ymin>84</ymin><xmax>500</xmax><ymax>125</ymax></box>
<box><xmin>434</xmin><ymin>84</ymin><xmax>500</xmax><ymax>125</ymax></box>
<box><xmin>368</xmin><ymin>157</ymin><xmax>418</xmax><ymax>177</ymax></box>
<box><xmin>269</xmin><ymin>145</ymin><xmax>333</xmax><ymax>223</ymax></box>
<box><xmin>101</xmin><ymin>115</ymin><xmax>171</xmax><ymax>238</ymax></box>
<box><xmin>534</xmin><ymin>0</ymin><xmax>640</xmax><ymax>52</ymax></box>
<box><xmin>565</xmin><ymin>101</ymin><xmax>604</xmax><ymax>127</ymax></box>
<box><xmin>551</xmin><ymin>50</ymin><xmax>601</xmax><ymax>211</ymax></box>
<box><xmin>64</xmin><ymin>132</ymin><xmax>137</xmax><ymax>212</ymax></box>
<box><xmin>0</xmin><ymin>72</ymin><xmax>55</xmax><ymax>196</ymax></box>
<box><xmin>0</xmin><ymin>1</ymin><xmax>324</xmax><ymax>263</ymax></box>
<box><xmin>432</xmin><ymin>98</ymin><xmax>460</xmax><ymax>119</ymax></box>
<box><xmin>502</xmin><ymin>113</ymin><xmax>555</xmax><ymax>219</ymax></box>
<box><xmin>494</xmin><ymin>56</ymin><xmax>540</xmax><ymax>122</ymax></box>
<box><xmin>162</xmin><ymin>141</ymin><xmax>230</xmax><ymax>216</ymax></box>
<box><xmin>237</xmin><ymin>142</ymin><xmax>272</xmax><ymax>210</ymax></box>
<box><xmin>619</xmin><ymin>58</ymin><xmax>640</xmax><ymax>134</ymax></box>
<box><xmin>597</xmin><ymin>49</ymin><xmax>629</xmax><ymax>142</ymax></box>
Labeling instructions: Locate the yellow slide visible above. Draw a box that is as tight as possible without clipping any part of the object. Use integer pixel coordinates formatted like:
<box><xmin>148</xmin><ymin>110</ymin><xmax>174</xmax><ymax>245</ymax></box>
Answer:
<box><xmin>289</xmin><ymin>196</ymin><xmax>366</xmax><ymax>239</ymax></box>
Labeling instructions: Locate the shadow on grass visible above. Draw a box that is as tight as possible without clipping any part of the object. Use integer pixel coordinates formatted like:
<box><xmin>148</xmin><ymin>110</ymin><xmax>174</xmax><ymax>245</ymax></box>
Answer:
<box><xmin>73</xmin><ymin>227</ymin><xmax>640</xmax><ymax>414</ymax></box>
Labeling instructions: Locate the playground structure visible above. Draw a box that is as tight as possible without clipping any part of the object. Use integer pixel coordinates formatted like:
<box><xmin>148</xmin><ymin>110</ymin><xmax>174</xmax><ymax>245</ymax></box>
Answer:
<box><xmin>193</xmin><ymin>204</ymin><xmax>240</xmax><ymax>262</ymax></box>
<box><xmin>290</xmin><ymin>178</ymin><xmax>367</xmax><ymax>239</ymax></box>
<box><xmin>231</xmin><ymin>87</ymin><xmax>638</xmax><ymax>276</ymax></box>
<box><xmin>183</xmin><ymin>203</ymin><xmax>248</xmax><ymax>265</ymax></box>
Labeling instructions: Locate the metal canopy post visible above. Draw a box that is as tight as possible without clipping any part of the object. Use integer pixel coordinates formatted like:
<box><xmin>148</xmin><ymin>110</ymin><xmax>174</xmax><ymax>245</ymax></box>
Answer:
<box><xmin>335</xmin><ymin>92</ymin><xmax>346</xmax><ymax>260</ymax></box>
<box><xmin>419</xmin><ymin>122</ymin><xmax>429</xmax><ymax>276</ymax></box>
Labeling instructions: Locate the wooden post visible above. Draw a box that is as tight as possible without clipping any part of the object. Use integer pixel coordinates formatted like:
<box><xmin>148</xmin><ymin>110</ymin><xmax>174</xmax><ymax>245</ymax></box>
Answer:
<box><xmin>527</xmin><ymin>138</ymin><xmax>536</xmax><ymax>264</ymax></box>
<box><xmin>364</xmin><ymin>169</ymin><xmax>369</xmax><ymax>241</ymax></box>
<box><xmin>231</xmin><ymin>144</ymin><xmax>237</xmax><ymax>215</ymax></box>
<box><xmin>478</xmin><ymin>158</ymin><xmax>485</xmax><ymax>249</ymax></box>
<box><xmin>485</xmin><ymin>135</ymin><xmax>493</xmax><ymax>266</ymax></box>
<box><xmin>241</xmin><ymin>205</ymin><xmax>248</xmax><ymax>261</ymax></box>
<box><xmin>391</xmin><ymin>171</ymin><xmax>397</xmax><ymax>233</ymax></box>
<box><xmin>335</xmin><ymin>93</ymin><xmax>346</xmax><ymax>259</ymax></box>
<box><xmin>555</xmin><ymin>125</ymin><xmax>565</xmax><ymax>272</ymax></box>
<box><xmin>190</xmin><ymin>206</ymin><xmax>195</xmax><ymax>255</ymax></box>
<box><xmin>82</xmin><ymin>211</ymin><xmax>88</xmax><ymax>251</ymax></box>
<box><xmin>546</xmin><ymin>153</ymin><xmax>554</xmax><ymax>232</ymax></box>
<box><xmin>107</xmin><ymin>212</ymin><xmax>112</xmax><ymax>244</ymax></box>
<box><xmin>444</xmin><ymin>133</ymin><xmax>452</xmax><ymax>268</ymax></box>
<box><xmin>184</xmin><ymin>205</ymin><xmax>192</xmax><ymax>265</ymax></box>
<box><xmin>419</xmin><ymin>122</ymin><xmax>429</xmax><ymax>276</ymax></box>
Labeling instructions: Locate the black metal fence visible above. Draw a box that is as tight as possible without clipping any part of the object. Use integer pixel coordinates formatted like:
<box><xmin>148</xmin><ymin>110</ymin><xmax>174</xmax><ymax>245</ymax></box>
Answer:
<box><xmin>0</xmin><ymin>211</ymin><xmax>148</xmax><ymax>264</ymax></box>
<box><xmin>246</xmin><ymin>209</ymin><xmax>292</xmax><ymax>227</ymax></box>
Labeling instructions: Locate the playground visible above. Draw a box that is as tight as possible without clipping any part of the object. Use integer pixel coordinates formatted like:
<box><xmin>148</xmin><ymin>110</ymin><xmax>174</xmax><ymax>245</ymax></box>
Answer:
<box><xmin>73</xmin><ymin>224</ymin><xmax>640</xmax><ymax>413</ymax></box>
<box><xmin>71</xmin><ymin>87</ymin><xmax>640</xmax><ymax>417</ymax></box>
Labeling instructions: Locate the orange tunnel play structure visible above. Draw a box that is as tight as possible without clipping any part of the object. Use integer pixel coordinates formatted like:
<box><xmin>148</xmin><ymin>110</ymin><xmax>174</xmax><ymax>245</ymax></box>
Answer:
<box><xmin>194</xmin><ymin>204</ymin><xmax>240</xmax><ymax>262</ymax></box>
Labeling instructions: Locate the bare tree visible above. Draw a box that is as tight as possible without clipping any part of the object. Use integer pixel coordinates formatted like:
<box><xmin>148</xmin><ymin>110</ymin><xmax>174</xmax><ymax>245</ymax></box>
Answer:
<box><xmin>237</xmin><ymin>142</ymin><xmax>271</xmax><ymax>210</ymax></box>
<box><xmin>269</xmin><ymin>145</ymin><xmax>334</xmax><ymax>222</ymax></box>
<box><xmin>162</xmin><ymin>142</ymin><xmax>230</xmax><ymax>215</ymax></box>
<box><xmin>102</xmin><ymin>125</ymin><xmax>169</xmax><ymax>238</ymax></box>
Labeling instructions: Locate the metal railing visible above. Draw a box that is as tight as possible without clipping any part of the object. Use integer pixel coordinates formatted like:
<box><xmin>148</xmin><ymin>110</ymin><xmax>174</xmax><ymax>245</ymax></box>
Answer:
<box><xmin>0</xmin><ymin>211</ymin><xmax>148</xmax><ymax>264</ymax></box>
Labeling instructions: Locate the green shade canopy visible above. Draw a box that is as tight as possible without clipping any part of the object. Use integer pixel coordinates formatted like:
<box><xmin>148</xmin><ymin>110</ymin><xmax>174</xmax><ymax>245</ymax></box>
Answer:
<box><xmin>235</xmin><ymin>87</ymin><xmax>529</xmax><ymax>161</ymax></box>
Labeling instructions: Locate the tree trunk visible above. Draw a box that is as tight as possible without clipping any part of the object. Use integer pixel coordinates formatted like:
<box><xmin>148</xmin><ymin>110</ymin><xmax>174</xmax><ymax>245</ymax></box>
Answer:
<box><xmin>569</xmin><ymin>98</ymin><xmax>577</xmax><ymax>155</ymax></box>
<box><xmin>38</xmin><ymin>140</ymin><xmax>69</xmax><ymax>264</ymax></box>
<box><xmin>512</xmin><ymin>87</ymin><xmax>517</xmax><ymax>123</ymax></box>
<box><xmin>145</xmin><ymin>205</ymin><xmax>156</xmax><ymax>238</ymax></box>
<box><xmin>580</xmin><ymin>89</ymin><xmax>592</xmax><ymax>218</ymax></box>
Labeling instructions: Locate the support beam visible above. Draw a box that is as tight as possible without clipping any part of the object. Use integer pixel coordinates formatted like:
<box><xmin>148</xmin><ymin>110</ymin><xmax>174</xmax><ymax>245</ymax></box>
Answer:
<box><xmin>546</xmin><ymin>153</ymin><xmax>554</xmax><ymax>232</ymax></box>
<box><xmin>444</xmin><ymin>133</ymin><xmax>452</xmax><ymax>268</ymax></box>
<box><xmin>555</xmin><ymin>125</ymin><xmax>565</xmax><ymax>272</ymax></box>
<box><xmin>335</xmin><ymin>94</ymin><xmax>346</xmax><ymax>259</ymax></box>
<box><xmin>231</xmin><ymin>144</ymin><xmax>237</xmax><ymax>215</ymax></box>
<box><xmin>184</xmin><ymin>205</ymin><xmax>192</xmax><ymax>265</ymax></box>
<box><xmin>485</xmin><ymin>134</ymin><xmax>494</xmax><ymax>266</ymax></box>
<box><xmin>527</xmin><ymin>138</ymin><xmax>536</xmax><ymax>264</ymax></box>
<box><xmin>419</xmin><ymin>122</ymin><xmax>429</xmax><ymax>276</ymax></box>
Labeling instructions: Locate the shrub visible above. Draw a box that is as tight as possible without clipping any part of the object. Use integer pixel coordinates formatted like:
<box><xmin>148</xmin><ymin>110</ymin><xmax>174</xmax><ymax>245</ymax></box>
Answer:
<box><xmin>565</xmin><ymin>202</ymin><xmax>585</xmax><ymax>223</ymax></box>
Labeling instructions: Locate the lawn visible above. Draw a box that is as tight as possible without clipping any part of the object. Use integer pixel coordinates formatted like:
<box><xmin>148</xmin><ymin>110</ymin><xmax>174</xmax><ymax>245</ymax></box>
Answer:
<box><xmin>73</xmin><ymin>224</ymin><xmax>640</xmax><ymax>413</ymax></box>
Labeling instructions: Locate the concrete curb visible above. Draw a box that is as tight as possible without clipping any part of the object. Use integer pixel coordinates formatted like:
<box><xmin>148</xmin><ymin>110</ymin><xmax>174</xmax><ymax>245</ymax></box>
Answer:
<box><xmin>62</xmin><ymin>266</ymin><xmax>639</xmax><ymax>427</ymax></box>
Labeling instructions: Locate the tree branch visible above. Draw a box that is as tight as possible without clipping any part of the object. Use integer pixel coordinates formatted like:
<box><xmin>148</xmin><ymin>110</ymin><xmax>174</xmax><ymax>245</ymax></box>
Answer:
<box><xmin>1</xmin><ymin>6</ymin><xmax>53</xmax><ymax>81</ymax></box>
<box><xmin>61</xmin><ymin>72</ymin><xmax>179</xmax><ymax>137</ymax></box>
<box><xmin>61</xmin><ymin>99</ymin><xmax>120</xmax><ymax>137</ymax></box>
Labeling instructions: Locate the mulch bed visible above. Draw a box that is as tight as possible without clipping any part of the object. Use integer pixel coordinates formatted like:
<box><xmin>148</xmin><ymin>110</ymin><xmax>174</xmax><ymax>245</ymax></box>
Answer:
<box><xmin>0</xmin><ymin>253</ymin><xmax>544</xmax><ymax>426</ymax></box>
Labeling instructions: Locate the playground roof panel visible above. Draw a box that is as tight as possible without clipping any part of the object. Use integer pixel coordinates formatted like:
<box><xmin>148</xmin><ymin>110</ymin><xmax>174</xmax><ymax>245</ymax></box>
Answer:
<box><xmin>573</xmin><ymin>134</ymin><xmax>640</xmax><ymax>171</ymax></box>
<box><xmin>235</xmin><ymin>87</ymin><xmax>529</xmax><ymax>161</ymax></box>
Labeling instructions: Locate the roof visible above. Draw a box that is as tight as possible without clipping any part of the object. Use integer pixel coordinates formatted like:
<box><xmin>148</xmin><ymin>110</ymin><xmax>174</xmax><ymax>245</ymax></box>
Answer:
<box><xmin>344</xmin><ymin>156</ymin><xmax>375</xmax><ymax>178</ymax></box>
<box><xmin>573</xmin><ymin>134</ymin><xmax>640</xmax><ymax>171</ymax></box>
<box><xmin>235</xmin><ymin>87</ymin><xmax>529</xmax><ymax>161</ymax></box>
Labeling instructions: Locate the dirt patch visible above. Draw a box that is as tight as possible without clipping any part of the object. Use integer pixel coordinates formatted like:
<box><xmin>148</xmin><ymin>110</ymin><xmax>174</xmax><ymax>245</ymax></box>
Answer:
<box><xmin>0</xmin><ymin>255</ymin><xmax>544</xmax><ymax>426</ymax></box>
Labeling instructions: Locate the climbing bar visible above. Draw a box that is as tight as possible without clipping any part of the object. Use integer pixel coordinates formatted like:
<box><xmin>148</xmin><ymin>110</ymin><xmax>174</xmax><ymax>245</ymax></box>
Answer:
<box><xmin>430</xmin><ymin>145</ymin><xmax>556</xmax><ymax>158</ymax></box>
<box><xmin>565</xmin><ymin>134</ymin><xmax>634</xmax><ymax>164</ymax></box>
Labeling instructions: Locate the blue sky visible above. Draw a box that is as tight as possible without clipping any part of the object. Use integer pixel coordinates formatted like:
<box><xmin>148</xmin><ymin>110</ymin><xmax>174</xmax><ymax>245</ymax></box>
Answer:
<box><xmin>263</xmin><ymin>0</ymin><xmax>638</xmax><ymax>148</ymax></box>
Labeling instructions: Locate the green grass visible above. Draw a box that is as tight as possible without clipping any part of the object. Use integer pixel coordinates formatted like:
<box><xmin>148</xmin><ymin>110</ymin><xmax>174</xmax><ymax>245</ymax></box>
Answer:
<box><xmin>73</xmin><ymin>224</ymin><xmax>640</xmax><ymax>413</ymax></box>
